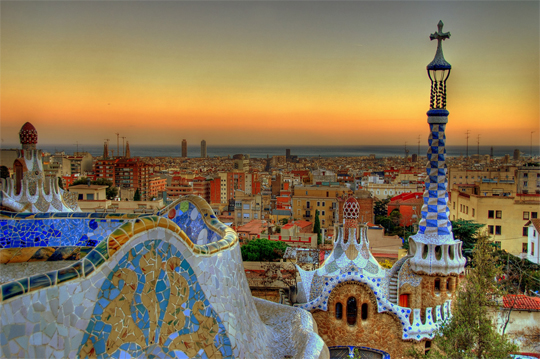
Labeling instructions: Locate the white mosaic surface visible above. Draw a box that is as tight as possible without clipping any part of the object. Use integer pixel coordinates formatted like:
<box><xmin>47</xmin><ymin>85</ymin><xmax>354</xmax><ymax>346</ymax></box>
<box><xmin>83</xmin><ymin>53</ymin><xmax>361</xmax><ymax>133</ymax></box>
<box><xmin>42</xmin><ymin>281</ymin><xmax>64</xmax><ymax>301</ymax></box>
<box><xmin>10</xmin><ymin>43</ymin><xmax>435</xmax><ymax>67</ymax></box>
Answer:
<box><xmin>1</xmin><ymin>226</ymin><xmax>325</xmax><ymax>358</ymax></box>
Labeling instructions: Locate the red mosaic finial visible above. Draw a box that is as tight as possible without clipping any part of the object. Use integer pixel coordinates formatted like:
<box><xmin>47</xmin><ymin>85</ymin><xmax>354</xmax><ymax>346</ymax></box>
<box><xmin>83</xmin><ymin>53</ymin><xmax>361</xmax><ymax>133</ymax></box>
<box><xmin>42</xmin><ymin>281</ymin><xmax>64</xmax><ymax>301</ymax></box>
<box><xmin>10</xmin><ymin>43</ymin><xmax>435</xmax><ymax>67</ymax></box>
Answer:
<box><xmin>343</xmin><ymin>196</ymin><xmax>359</xmax><ymax>220</ymax></box>
<box><xmin>19</xmin><ymin>122</ymin><xmax>38</xmax><ymax>145</ymax></box>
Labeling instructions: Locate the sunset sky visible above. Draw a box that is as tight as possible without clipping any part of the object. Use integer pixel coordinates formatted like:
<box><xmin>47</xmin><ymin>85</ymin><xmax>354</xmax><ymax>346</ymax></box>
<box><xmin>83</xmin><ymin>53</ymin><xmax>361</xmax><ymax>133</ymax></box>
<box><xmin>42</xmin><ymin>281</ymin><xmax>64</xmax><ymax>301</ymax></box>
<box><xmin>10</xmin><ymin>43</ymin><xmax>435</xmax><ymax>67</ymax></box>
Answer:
<box><xmin>1</xmin><ymin>1</ymin><xmax>538</xmax><ymax>147</ymax></box>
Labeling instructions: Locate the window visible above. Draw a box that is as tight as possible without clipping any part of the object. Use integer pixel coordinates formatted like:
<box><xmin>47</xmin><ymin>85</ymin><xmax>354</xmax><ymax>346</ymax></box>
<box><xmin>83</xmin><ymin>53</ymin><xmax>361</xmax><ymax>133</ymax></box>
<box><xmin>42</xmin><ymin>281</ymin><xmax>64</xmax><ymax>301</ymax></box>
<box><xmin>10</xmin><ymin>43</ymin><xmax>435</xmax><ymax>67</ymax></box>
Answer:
<box><xmin>488</xmin><ymin>225</ymin><xmax>494</xmax><ymax>234</ymax></box>
<box><xmin>434</xmin><ymin>278</ymin><xmax>441</xmax><ymax>292</ymax></box>
<box><xmin>453</xmin><ymin>202</ymin><xmax>455</xmax><ymax>210</ymax></box>
<box><xmin>361</xmin><ymin>303</ymin><xmax>368</xmax><ymax>321</ymax></box>
<box><xmin>306</xmin><ymin>201</ymin><xmax>310</xmax><ymax>208</ymax></box>
<box><xmin>495</xmin><ymin>225</ymin><xmax>502</xmax><ymax>235</ymax></box>
<box><xmin>524</xmin><ymin>173</ymin><xmax>529</xmax><ymax>178</ymax></box>
<box><xmin>466</xmin><ymin>206</ymin><xmax>469</xmax><ymax>215</ymax></box>
<box><xmin>322</xmin><ymin>210</ymin><xmax>325</xmax><ymax>216</ymax></box>
<box><xmin>317</xmin><ymin>201</ymin><xmax>320</xmax><ymax>207</ymax></box>
<box><xmin>322</xmin><ymin>201</ymin><xmax>326</xmax><ymax>207</ymax></box>
<box><xmin>335</xmin><ymin>303</ymin><xmax>343</xmax><ymax>320</ymax></box>
<box><xmin>532</xmin><ymin>242</ymin><xmax>535</xmax><ymax>256</ymax></box>
<box><xmin>243</xmin><ymin>204</ymin><xmax>250</xmax><ymax>210</ymax></box>
<box><xmin>522</xmin><ymin>243</ymin><xmax>528</xmax><ymax>253</ymax></box>
<box><xmin>472</xmin><ymin>208</ymin><xmax>475</xmax><ymax>217</ymax></box>
<box><xmin>524</xmin><ymin>212</ymin><xmax>530</xmax><ymax>220</ymax></box>
<box><xmin>523</xmin><ymin>227</ymin><xmax>529</xmax><ymax>236</ymax></box>
<box><xmin>524</xmin><ymin>181</ymin><xmax>528</xmax><ymax>187</ymax></box>
<box><xmin>532</xmin><ymin>212</ymin><xmax>538</xmax><ymax>219</ymax></box>
<box><xmin>488</xmin><ymin>210</ymin><xmax>494</xmax><ymax>219</ymax></box>
<box><xmin>496</xmin><ymin>210</ymin><xmax>502</xmax><ymax>219</ymax></box>
<box><xmin>254</xmin><ymin>213</ymin><xmax>258</xmax><ymax>219</ymax></box>
<box><xmin>87</xmin><ymin>194</ymin><xmax>94</xmax><ymax>200</ymax></box>
<box><xmin>425</xmin><ymin>341</ymin><xmax>432</xmax><ymax>355</ymax></box>
<box><xmin>399</xmin><ymin>294</ymin><xmax>409</xmax><ymax>307</ymax></box>
<box><xmin>78</xmin><ymin>194</ymin><xmax>83</xmax><ymax>200</ymax></box>
<box><xmin>346</xmin><ymin>297</ymin><xmax>357</xmax><ymax>325</ymax></box>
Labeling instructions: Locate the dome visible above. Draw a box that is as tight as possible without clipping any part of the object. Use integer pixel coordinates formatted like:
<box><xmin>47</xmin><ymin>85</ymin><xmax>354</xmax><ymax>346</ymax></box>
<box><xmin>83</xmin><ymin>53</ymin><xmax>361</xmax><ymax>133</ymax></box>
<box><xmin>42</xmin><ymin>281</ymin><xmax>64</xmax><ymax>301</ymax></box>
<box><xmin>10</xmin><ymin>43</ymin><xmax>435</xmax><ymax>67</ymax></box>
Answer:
<box><xmin>343</xmin><ymin>196</ymin><xmax>360</xmax><ymax>219</ymax></box>
<box><xmin>19</xmin><ymin>122</ymin><xmax>38</xmax><ymax>145</ymax></box>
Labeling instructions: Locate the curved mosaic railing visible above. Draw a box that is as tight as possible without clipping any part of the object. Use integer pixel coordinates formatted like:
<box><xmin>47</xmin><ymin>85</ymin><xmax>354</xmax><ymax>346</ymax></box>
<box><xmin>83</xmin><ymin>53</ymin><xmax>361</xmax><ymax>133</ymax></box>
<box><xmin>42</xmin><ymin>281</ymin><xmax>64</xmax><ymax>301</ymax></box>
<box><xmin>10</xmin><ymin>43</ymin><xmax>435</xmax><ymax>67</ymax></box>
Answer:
<box><xmin>0</xmin><ymin>196</ymin><xmax>225</xmax><ymax>263</ymax></box>
<box><xmin>0</xmin><ymin>197</ymin><xmax>238</xmax><ymax>303</ymax></box>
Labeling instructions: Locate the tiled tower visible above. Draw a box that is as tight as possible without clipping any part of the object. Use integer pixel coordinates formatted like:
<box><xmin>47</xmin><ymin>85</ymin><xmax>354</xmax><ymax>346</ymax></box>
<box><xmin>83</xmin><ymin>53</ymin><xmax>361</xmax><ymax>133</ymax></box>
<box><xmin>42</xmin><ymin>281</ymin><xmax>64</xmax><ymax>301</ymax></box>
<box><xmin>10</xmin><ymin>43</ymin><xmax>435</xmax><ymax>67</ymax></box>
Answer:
<box><xmin>409</xmin><ymin>21</ymin><xmax>466</xmax><ymax>276</ymax></box>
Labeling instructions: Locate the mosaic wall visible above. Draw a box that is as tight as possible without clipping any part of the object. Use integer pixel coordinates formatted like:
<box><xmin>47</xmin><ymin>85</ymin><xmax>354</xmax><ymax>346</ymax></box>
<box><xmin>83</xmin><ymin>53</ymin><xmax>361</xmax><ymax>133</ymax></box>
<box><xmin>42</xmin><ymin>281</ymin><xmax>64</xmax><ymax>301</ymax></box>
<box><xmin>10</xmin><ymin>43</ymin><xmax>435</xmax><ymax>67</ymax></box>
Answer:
<box><xmin>1</xmin><ymin>196</ymin><xmax>326</xmax><ymax>359</ymax></box>
<box><xmin>158</xmin><ymin>200</ymin><xmax>220</xmax><ymax>246</ymax></box>
<box><xmin>79</xmin><ymin>239</ymin><xmax>232</xmax><ymax>359</ymax></box>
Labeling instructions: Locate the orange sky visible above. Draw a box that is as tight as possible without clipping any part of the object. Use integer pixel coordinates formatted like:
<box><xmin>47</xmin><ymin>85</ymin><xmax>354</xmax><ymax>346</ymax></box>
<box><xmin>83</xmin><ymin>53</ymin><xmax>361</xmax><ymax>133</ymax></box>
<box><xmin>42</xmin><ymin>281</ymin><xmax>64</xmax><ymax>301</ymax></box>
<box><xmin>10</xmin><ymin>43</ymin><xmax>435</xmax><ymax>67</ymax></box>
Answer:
<box><xmin>1</xmin><ymin>1</ymin><xmax>538</xmax><ymax>147</ymax></box>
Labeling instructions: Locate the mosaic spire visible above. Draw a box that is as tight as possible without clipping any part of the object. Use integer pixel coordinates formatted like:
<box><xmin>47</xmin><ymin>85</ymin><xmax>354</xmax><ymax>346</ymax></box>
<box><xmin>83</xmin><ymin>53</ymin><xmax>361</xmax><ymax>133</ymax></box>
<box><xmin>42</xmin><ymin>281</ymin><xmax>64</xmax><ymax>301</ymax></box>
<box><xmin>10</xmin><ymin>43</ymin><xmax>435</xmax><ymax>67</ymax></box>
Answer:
<box><xmin>409</xmin><ymin>21</ymin><xmax>465</xmax><ymax>275</ymax></box>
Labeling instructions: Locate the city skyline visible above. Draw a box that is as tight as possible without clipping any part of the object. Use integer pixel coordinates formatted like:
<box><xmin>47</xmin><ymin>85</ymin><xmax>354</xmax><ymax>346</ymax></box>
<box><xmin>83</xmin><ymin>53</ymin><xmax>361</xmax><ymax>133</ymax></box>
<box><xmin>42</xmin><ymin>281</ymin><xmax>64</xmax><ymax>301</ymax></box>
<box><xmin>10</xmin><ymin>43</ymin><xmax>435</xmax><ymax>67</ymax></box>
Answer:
<box><xmin>1</xmin><ymin>1</ymin><xmax>539</xmax><ymax>147</ymax></box>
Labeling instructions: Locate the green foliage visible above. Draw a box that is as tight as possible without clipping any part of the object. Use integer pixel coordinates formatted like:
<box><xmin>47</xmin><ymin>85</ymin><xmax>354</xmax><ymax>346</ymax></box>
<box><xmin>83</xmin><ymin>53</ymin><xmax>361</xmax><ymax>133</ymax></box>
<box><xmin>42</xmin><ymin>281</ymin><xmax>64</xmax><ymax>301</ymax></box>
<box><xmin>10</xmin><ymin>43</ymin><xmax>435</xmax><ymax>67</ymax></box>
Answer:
<box><xmin>451</xmin><ymin>219</ymin><xmax>485</xmax><ymax>261</ymax></box>
<box><xmin>495</xmin><ymin>250</ymin><xmax>540</xmax><ymax>293</ymax></box>
<box><xmin>134</xmin><ymin>188</ymin><xmax>141</xmax><ymax>201</ymax></box>
<box><xmin>279</xmin><ymin>218</ymin><xmax>289</xmax><ymax>225</ymax></box>
<box><xmin>409</xmin><ymin>233</ymin><xmax>518</xmax><ymax>359</ymax></box>
<box><xmin>240</xmin><ymin>238</ymin><xmax>289</xmax><ymax>262</ymax></box>
<box><xmin>0</xmin><ymin>166</ymin><xmax>9</xmax><ymax>179</ymax></box>
<box><xmin>373</xmin><ymin>197</ymin><xmax>390</xmax><ymax>219</ymax></box>
<box><xmin>314</xmin><ymin>209</ymin><xmax>322</xmax><ymax>245</ymax></box>
<box><xmin>72</xmin><ymin>177</ymin><xmax>118</xmax><ymax>200</ymax></box>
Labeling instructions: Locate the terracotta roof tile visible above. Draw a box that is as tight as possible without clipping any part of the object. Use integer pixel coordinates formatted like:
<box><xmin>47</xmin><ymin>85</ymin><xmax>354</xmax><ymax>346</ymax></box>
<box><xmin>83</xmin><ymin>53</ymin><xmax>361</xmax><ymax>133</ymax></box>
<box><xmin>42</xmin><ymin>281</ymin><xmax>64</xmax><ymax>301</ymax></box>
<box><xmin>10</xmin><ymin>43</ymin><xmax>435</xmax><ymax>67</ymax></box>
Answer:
<box><xmin>503</xmin><ymin>295</ymin><xmax>540</xmax><ymax>311</ymax></box>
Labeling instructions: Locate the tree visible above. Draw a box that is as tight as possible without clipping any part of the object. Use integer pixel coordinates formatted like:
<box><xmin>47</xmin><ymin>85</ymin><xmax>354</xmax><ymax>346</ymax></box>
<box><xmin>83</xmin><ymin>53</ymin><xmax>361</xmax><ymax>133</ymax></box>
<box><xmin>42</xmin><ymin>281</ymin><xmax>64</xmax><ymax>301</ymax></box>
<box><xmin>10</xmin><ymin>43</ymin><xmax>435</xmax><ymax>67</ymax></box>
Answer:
<box><xmin>134</xmin><ymin>188</ymin><xmax>141</xmax><ymax>201</ymax></box>
<box><xmin>240</xmin><ymin>238</ymin><xmax>289</xmax><ymax>262</ymax></box>
<box><xmin>314</xmin><ymin>209</ymin><xmax>322</xmax><ymax>245</ymax></box>
<box><xmin>0</xmin><ymin>166</ymin><xmax>9</xmax><ymax>179</ymax></box>
<box><xmin>451</xmin><ymin>219</ymin><xmax>485</xmax><ymax>262</ymax></box>
<box><xmin>373</xmin><ymin>197</ymin><xmax>390</xmax><ymax>220</ymax></box>
<box><xmin>409</xmin><ymin>233</ymin><xmax>518</xmax><ymax>358</ymax></box>
<box><xmin>279</xmin><ymin>218</ymin><xmax>289</xmax><ymax>225</ymax></box>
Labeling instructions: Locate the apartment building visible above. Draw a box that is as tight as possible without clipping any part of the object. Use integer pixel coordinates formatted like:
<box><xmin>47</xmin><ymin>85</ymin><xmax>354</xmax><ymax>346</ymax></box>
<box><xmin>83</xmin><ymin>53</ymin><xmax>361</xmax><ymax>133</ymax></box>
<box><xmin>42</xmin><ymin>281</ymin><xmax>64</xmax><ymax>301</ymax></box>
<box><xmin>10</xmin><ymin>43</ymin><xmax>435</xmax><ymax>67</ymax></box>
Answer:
<box><xmin>115</xmin><ymin>158</ymin><xmax>150</xmax><ymax>200</ymax></box>
<box><xmin>148</xmin><ymin>176</ymin><xmax>167</xmax><ymax>200</ymax></box>
<box><xmin>233</xmin><ymin>190</ymin><xmax>263</xmax><ymax>227</ymax></box>
<box><xmin>450</xmin><ymin>180</ymin><xmax>539</xmax><ymax>255</ymax></box>
<box><xmin>291</xmin><ymin>185</ymin><xmax>351</xmax><ymax>229</ymax></box>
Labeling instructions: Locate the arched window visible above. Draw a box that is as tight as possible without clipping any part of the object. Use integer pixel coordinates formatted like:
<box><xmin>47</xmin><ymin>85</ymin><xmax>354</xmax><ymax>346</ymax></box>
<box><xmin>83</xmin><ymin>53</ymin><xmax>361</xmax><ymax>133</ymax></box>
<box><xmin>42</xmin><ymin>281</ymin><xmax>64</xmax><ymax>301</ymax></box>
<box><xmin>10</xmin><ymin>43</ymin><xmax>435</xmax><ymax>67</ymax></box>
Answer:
<box><xmin>346</xmin><ymin>297</ymin><xmax>357</xmax><ymax>325</ymax></box>
<box><xmin>434</xmin><ymin>278</ymin><xmax>441</xmax><ymax>292</ymax></box>
<box><xmin>361</xmin><ymin>303</ymin><xmax>368</xmax><ymax>320</ymax></box>
<box><xmin>335</xmin><ymin>302</ymin><xmax>343</xmax><ymax>320</ymax></box>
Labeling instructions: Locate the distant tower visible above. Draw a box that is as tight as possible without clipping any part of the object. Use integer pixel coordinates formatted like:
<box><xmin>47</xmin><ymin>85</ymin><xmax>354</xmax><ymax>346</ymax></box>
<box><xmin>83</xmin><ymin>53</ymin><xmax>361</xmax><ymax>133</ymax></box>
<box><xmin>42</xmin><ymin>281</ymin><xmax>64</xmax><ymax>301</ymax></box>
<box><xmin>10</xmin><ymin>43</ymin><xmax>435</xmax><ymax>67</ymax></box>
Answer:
<box><xmin>408</xmin><ymin>21</ymin><xmax>465</xmax><ymax>276</ymax></box>
<box><xmin>103</xmin><ymin>141</ymin><xmax>109</xmax><ymax>159</ymax></box>
<box><xmin>201</xmin><ymin>140</ymin><xmax>207</xmax><ymax>158</ymax></box>
<box><xmin>125</xmin><ymin>141</ymin><xmax>131</xmax><ymax>159</ymax></box>
<box><xmin>513</xmin><ymin>149</ymin><xmax>520</xmax><ymax>161</ymax></box>
<box><xmin>490</xmin><ymin>146</ymin><xmax>494</xmax><ymax>158</ymax></box>
<box><xmin>19</xmin><ymin>122</ymin><xmax>38</xmax><ymax>151</ymax></box>
<box><xmin>182</xmin><ymin>139</ymin><xmax>187</xmax><ymax>158</ymax></box>
<box><xmin>286</xmin><ymin>148</ymin><xmax>291</xmax><ymax>160</ymax></box>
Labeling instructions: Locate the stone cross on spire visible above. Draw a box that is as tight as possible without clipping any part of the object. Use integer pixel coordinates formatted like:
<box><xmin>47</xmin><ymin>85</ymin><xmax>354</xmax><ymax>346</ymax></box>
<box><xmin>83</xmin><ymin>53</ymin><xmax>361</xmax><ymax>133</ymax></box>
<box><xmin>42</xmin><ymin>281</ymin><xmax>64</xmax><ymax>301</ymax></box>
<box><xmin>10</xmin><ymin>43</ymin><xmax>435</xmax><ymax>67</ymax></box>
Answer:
<box><xmin>430</xmin><ymin>20</ymin><xmax>450</xmax><ymax>44</ymax></box>
<box><xmin>427</xmin><ymin>20</ymin><xmax>451</xmax><ymax>75</ymax></box>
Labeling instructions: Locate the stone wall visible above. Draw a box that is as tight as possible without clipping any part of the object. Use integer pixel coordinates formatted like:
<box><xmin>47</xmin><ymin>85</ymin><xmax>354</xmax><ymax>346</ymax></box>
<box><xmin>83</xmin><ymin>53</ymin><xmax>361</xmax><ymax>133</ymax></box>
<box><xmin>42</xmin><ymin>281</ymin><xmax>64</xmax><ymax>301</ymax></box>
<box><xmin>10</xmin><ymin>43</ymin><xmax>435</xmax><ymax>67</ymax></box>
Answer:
<box><xmin>312</xmin><ymin>281</ymin><xmax>425</xmax><ymax>358</ymax></box>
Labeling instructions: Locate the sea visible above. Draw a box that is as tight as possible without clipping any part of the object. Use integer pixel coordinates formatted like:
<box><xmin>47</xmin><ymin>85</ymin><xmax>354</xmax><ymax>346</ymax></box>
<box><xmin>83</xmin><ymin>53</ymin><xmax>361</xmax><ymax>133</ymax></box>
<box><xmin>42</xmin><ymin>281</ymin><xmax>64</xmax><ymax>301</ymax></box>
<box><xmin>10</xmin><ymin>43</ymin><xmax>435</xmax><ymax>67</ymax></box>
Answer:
<box><xmin>4</xmin><ymin>144</ymin><xmax>537</xmax><ymax>159</ymax></box>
